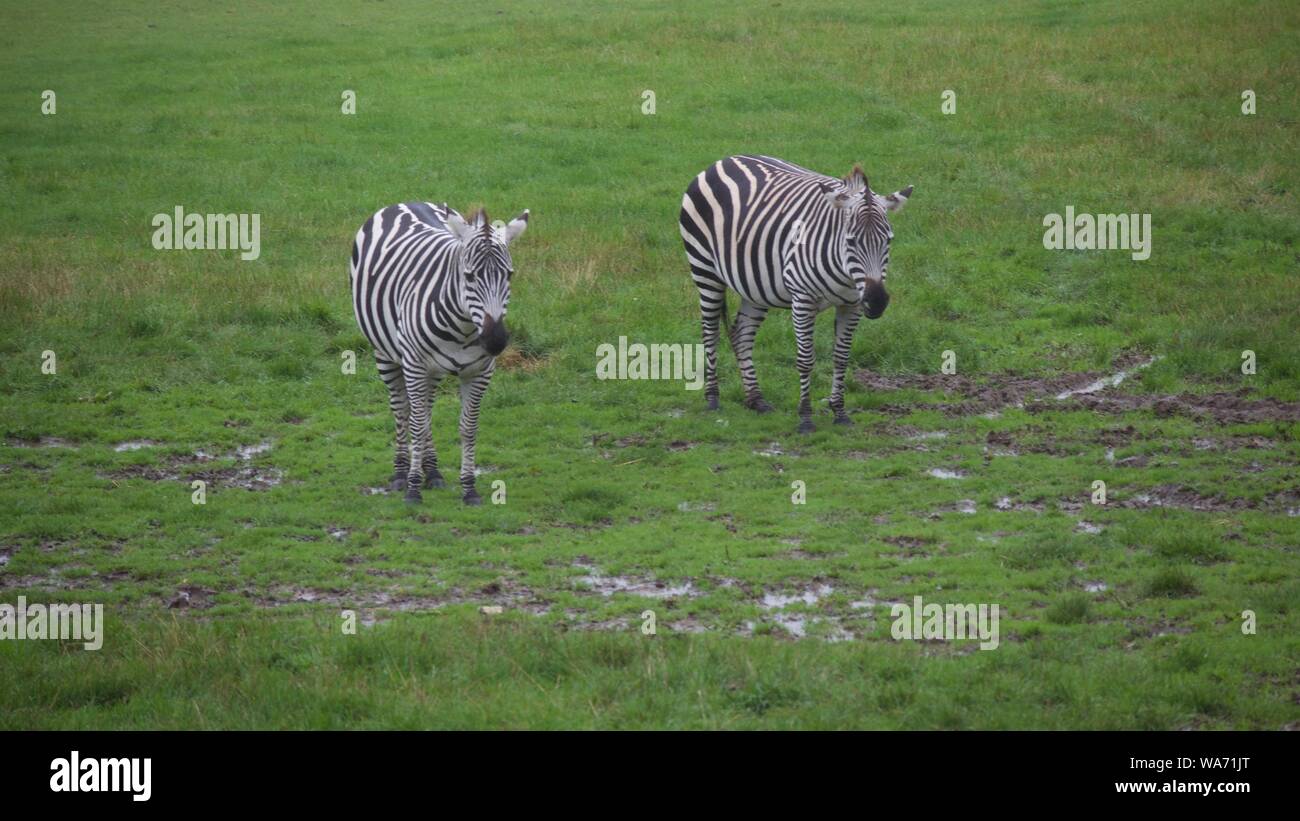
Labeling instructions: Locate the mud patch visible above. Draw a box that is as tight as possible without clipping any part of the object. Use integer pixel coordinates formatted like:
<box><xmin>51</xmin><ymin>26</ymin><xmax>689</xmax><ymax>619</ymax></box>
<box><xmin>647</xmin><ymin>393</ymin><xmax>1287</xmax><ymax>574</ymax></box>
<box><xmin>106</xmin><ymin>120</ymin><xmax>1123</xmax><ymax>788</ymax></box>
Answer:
<box><xmin>1029</xmin><ymin>390</ymin><xmax>1300</xmax><ymax>425</ymax></box>
<box><xmin>857</xmin><ymin>354</ymin><xmax>1299</xmax><ymax>424</ymax></box>
<box><xmin>1113</xmin><ymin>484</ymin><xmax>1299</xmax><ymax>514</ymax></box>
<box><xmin>575</xmin><ymin>570</ymin><xmax>696</xmax><ymax>600</ymax></box>
<box><xmin>5</xmin><ymin>436</ymin><xmax>77</xmax><ymax>449</ymax></box>
<box><xmin>101</xmin><ymin>440</ymin><xmax>282</xmax><ymax>490</ymax></box>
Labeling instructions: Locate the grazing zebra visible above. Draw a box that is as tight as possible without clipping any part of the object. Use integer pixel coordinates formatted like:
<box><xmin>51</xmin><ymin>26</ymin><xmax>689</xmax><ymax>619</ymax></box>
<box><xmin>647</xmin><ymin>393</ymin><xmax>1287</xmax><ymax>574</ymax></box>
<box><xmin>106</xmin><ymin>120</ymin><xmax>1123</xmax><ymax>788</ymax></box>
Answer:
<box><xmin>679</xmin><ymin>155</ymin><xmax>913</xmax><ymax>432</ymax></box>
<box><xmin>350</xmin><ymin>201</ymin><xmax>529</xmax><ymax>505</ymax></box>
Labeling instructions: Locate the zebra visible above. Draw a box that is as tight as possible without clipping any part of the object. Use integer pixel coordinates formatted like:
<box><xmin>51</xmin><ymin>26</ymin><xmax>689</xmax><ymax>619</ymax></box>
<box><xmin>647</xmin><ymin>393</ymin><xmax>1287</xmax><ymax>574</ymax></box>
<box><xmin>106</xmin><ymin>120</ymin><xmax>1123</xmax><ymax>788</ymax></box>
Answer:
<box><xmin>350</xmin><ymin>201</ymin><xmax>529</xmax><ymax>505</ymax></box>
<box><xmin>679</xmin><ymin>155</ymin><xmax>913</xmax><ymax>432</ymax></box>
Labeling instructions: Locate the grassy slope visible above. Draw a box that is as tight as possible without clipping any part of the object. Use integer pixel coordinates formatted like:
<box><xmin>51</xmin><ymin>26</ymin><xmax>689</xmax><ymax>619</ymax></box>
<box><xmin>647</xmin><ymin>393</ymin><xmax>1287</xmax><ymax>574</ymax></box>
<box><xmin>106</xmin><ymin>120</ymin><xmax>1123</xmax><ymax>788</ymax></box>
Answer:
<box><xmin>0</xmin><ymin>0</ymin><xmax>1297</xmax><ymax>728</ymax></box>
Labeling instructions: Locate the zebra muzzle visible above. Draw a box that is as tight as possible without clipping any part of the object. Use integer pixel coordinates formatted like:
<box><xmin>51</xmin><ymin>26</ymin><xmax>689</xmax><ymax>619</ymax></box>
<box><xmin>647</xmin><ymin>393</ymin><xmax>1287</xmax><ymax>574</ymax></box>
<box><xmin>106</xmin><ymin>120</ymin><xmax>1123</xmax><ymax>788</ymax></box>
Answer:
<box><xmin>863</xmin><ymin>280</ymin><xmax>890</xmax><ymax>320</ymax></box>
<box><xmin>480</xmin><ymin>314</ymin><xmax>509</xmax><ymax>356</ymax></box>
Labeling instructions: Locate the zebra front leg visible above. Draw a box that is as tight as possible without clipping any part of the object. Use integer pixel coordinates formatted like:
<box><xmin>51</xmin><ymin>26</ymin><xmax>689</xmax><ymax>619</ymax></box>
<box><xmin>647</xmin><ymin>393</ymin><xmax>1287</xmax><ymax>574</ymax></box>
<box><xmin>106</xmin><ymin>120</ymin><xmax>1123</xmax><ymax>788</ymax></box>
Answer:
<box><xmin>421</xmin><ymin>374</ymin><xmax>446</xmax><ymax>489</ymax></box>
<box><xmin>692</xmin><ymin>269</ymin><xmax>724</xmax><ymax>410</ymax></box>
<box><xmin>402</xmin><ymin>358</ymin><xmax>432</xmax><ymax>504</ymax></box>
<box><xmin>457</xmin><ymin>368</ymin><xmax>493</xmax><ymax>506</ymax></box>
<box><xmin>376</xmin><ymin>355</ymin><xmax>410</xmax><ymax>491</ymax></box>
<box><xmin>830</xmin><ymin>303</ymin><xmax>862</xmax><ymax>425</ymax></box>
<box><xmin>731</xmin><ymin>300</ymin><xmax>773</xmax><ymax>412</ymax></box>
<box><xmin>792</xmin><ymin>299</ymin><xmax>819</xmax><ymax>433</ymax></box>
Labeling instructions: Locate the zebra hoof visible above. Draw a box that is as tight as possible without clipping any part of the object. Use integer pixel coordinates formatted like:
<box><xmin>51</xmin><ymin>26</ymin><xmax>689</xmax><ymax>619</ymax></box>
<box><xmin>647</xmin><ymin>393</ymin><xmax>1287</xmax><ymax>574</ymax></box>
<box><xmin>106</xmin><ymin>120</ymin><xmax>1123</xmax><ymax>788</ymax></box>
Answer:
<box><xmin>423</xmin><ymin>470</ymin><xmax>446</xmax><ymax>490</ymax></box>
<box><xmin>403</xmin><ymin>487</ymin><xmax>423</xmax><ymax>504</ymax></box>
<box><xmin>745</xmin><ymin>397</ymin><xmax>774</xmax><ymax>414</ymax></box>
<box><xmin>388</xmin><ymin>475</ymin><xmax>408</xmax><ymax>492</ymax></box>
<box><xmin>706</xmin><ymin>396</ymin><xmax>720</xmax><ymax>411</ymax></box>
<box><xmin>833</xmin><ymin>414</ymin><xmax>854</xmax><ymax>426</ymax></box>
<box><xmin>462</xmin><ymin>490</ymin><xmax>482</xmax><ymax>506</ymax></box>
<box><xmin>797</xmin><ymin>420</ymin><xmax>816</xmax><ymax>434</ymax></box>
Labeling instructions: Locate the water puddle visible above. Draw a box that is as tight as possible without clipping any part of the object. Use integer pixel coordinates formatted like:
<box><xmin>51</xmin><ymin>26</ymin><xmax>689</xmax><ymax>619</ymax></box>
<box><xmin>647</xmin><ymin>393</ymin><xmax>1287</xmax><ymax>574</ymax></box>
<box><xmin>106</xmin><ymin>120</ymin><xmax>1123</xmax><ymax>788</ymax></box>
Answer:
<box><xmin>928</xmin><ymin>468</ymin><xmax>966</xmax><ymax>479</ymax></box>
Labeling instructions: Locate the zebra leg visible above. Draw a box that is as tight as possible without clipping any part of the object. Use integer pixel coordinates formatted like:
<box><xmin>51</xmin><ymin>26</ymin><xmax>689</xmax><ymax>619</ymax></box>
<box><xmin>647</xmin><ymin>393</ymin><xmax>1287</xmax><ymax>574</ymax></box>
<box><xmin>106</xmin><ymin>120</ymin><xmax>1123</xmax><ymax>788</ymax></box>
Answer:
<box><xmin>401</xmin><ymin>357</ymin><xmax>432</xmax><ymax>504</ymax></box>
<box><xmin>691</xmin><ymin>266</ymin><xmax>724</xmax><ymax>410</ymax></box>
<box><xmin>792</xmin><ymin>299</ymin><xmax>819</xmax><ymax>434</ymax></box>
<box><xmin>731</xmin><ymin>300</ymin><xmax>772</xmax><ymax>412</ymax></box>
<box><xmin>376</xmin><ymin>354</ymin><xmax>411</xmax><ymax>491</ymax></box>
<box><xmin>422</xmin><ymin>373</ymin><xmax>446</xmax><ymax>489</ymax></box>
<box><xmin>457</xmin><ymin>368</ymin><xmax>493</xmax><ymax>506</ymax></box>
<box><xmin>830</xmin><ymin>303</ymin><xmax>862</xmax><ymax>425</ymax></box>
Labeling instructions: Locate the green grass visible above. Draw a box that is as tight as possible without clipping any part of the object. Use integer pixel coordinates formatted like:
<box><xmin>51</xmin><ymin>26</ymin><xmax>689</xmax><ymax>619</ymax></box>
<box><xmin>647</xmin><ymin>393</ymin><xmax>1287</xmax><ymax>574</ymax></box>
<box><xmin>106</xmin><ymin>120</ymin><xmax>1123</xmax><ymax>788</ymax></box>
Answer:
<box><xmin>0</xmin><ymin>0</ymin><xmax>1298</xmax><ymax>729</ymax></box>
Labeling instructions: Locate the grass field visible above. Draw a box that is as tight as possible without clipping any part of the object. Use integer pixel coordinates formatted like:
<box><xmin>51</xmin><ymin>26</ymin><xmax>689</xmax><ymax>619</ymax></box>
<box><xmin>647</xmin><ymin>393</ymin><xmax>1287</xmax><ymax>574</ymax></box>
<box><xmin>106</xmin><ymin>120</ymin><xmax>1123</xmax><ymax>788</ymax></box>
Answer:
<box><xmin>1</xmin><ymin>0</ymin><xmax>1298</xmax><ymax>729</ymax></box>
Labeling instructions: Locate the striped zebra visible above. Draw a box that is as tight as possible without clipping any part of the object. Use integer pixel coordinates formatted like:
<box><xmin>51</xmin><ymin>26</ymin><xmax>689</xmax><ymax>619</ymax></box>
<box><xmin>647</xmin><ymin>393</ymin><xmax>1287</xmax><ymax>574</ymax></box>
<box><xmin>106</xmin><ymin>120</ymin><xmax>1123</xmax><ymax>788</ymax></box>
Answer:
<box><xmin>679</xmin><ymin>155</ymin><xmax>913</xmax><ymax>432</ymax></box>
<box><xmin>350</xmin><ymin>201</ymin><xmax>529</xmax><ymax>505</ymax></box>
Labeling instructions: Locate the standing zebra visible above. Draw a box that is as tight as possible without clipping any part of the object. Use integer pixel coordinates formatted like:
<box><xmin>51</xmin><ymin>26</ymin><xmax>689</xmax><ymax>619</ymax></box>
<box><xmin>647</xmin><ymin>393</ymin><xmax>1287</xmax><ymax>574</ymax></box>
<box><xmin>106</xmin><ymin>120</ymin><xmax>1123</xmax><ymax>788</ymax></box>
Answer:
<box><xmin>350</xmin><ymin>201</ymin><xmax>529</xmax><ymax>505</ymax></box>
<box><xmin>679</xmin><ymin>155</ymin><xmax>913</xmax><ymax>432</ymax></box>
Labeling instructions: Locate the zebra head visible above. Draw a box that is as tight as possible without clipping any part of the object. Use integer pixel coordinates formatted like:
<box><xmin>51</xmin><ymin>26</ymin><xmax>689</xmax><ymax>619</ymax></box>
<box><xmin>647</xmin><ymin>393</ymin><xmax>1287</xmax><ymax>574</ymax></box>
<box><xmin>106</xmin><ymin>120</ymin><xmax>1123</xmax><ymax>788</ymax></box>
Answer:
<box><xmin>821</xmin><ymin>166</ymin><xmax>913</xmax><ymax>320</ymax></box>
<box><xmin>444</xmin><ymin>207</ymin><xmax>530</xmax><ymax>356</ymax></box>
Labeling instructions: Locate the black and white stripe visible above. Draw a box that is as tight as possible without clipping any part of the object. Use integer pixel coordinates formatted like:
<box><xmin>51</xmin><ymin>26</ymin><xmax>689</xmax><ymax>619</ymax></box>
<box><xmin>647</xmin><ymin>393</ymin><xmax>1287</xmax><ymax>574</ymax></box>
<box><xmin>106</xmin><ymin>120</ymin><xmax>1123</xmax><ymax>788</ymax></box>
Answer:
<box><xmin>350</xmin><ymin>201</ymin><xmax>529</xmax><ymax>504</ymax></box>
<box><xmin>679</xmin><ymin>155</ymin><xmax>912</xmax><ymax>431</ymax></box>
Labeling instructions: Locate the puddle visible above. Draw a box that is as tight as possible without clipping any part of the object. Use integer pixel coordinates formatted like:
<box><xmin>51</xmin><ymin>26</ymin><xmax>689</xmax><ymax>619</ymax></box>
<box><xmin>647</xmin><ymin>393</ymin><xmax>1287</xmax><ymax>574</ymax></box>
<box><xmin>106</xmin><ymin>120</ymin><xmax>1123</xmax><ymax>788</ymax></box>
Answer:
<box><xmin>754</xmin><ymin>443</ymin><xmax>784</xmax><ymax>457</ymax></box>
<box><xmin>1075</xmin><ymin>521</ymin><xmax>1104</xmax><ymax>534</ymax></box>
<box><xmin>235</xmin><ymin>441</ymin><xmax>272</xmax><ymax>460</ymax></box>
<box><xmin>906</xmin><ymin>430</ymin><xmax>949</xmax><ymax>441</ymax></box>
<box><xmin>928</xmin><ymin>468</ymin><xmax>966</xmax><ymax>479</ymax></box>
<box><xmin>995</xmin><ymin>497</ymin><xmax>1045</xmax><ymax>513</ymax></box>
<box><xmin>575</xmin><ymin>572</ymin><xmax>695</xmax><ymax>600</ymax></box>
<box><xmin>676</xmin><ymin>501</ymin><xmax>717</xmax><ymax>512</ymax></box>
<box><xmin>113</xmin><ymin>440</ymin><xmax>160</xmax><ymax>452</ymax></box>
<box><xmin>1083</xmin><ymin>581</ymin><xmax>1109</xmax><ymax>593</ymax></box>
<box><xmin>761</xmin><ymin>583</ymin><xmax>833</xmax><ymax>610</ymax></box>
<box><xmin>1054</xmin><ymin>357</ymin><xmax>1158</xmax><ymax>400</ymax></box>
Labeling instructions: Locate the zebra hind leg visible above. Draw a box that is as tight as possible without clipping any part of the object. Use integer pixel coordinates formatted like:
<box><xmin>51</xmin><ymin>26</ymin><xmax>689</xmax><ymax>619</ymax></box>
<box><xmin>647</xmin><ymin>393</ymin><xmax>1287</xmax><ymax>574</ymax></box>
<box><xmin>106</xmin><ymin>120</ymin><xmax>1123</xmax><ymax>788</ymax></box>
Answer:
<box><xmin>376</xmin><ymin>355</ymin><xmax>411</xmax><ymax>491</ymax></box>
<box><xmin>691</xmin><ymin>266</ymin><xmax>724</xmax><ymax>410</ymax></box>
<box><xmin>730</xmin><ymin>300</ymin><xmax>772</xmax><ymax>413</ymax></box>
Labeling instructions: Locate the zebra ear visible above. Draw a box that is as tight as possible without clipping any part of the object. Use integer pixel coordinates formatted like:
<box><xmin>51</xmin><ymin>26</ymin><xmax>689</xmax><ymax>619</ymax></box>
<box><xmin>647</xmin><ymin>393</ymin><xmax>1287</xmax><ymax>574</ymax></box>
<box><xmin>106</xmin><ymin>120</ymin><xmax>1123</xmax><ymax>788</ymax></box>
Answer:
<box><xmin>444</xmin><ymin>210</ymin><xmax>477</xmax><ymax>245</ymax></box>
<box><xmin>844</xmin><ymin>164</ymin><xmax>868</xmax><ymax>196</ymax></box>
<box><xmin>881</xmin><ymin>185</ymin><xmax>914</xmax><ymax>213</ymax></box>
<box><xmin>819</xmin><ymin>181</ymin><xmax>854</xmax><ymax>210</ymax></box>
<box><xmin>503</xmin><ymin>210</ymin><xmax>529</xmax><ymax>244</ymax></box>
